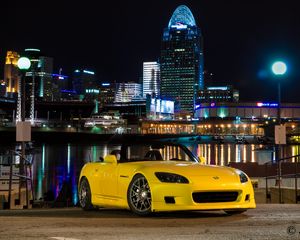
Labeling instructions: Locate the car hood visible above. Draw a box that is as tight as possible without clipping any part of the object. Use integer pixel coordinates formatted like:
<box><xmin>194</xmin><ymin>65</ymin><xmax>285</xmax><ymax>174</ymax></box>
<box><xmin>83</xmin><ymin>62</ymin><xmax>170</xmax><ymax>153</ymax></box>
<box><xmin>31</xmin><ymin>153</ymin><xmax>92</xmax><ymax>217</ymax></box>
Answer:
<box><xmin>127</xmin><ymin>161</ymin><xmax>237</xmax><ymax>177</ymax></box>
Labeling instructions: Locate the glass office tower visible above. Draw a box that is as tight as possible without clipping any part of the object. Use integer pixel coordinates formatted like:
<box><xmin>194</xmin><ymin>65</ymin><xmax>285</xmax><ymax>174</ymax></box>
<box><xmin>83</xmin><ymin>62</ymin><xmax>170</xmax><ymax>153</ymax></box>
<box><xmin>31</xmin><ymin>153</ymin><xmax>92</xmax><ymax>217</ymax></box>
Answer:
<box><xmin>161</xmin><ymin>5</ymin><xmax>204</xmax><ymax>115</ymax></box>
<box><xmin>143</xmin><ymin>62</ymin><xmax>160</xmax><ymax>98</ymax></box>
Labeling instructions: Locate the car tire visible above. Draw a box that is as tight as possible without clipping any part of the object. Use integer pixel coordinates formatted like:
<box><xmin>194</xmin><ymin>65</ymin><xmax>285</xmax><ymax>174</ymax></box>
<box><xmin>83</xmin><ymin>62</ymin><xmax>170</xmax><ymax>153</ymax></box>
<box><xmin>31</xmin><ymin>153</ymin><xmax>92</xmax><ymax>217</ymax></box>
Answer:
<box><xmin>225</xmin><ymin>210</ymin><xmax>247</xmax><ymax>215</ymax></box>
<box><xmin>127</xmin><ymin>174</ymin><xmax>152</xmax><ymax>216</ymax></box>
<box><xmin>79</xmin><ymin>177</ymin><xmax>93</xmax><ymax>210</ymax></box>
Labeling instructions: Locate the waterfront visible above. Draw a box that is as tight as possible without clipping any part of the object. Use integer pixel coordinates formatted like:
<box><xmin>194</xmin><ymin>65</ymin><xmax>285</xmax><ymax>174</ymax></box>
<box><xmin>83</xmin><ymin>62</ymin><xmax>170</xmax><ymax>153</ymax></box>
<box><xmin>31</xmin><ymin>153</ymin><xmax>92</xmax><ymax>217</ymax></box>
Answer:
<box><xmin>1</xmin><ymin>142</ymin><xmax>298</xmax><ymax>206</ymax></box>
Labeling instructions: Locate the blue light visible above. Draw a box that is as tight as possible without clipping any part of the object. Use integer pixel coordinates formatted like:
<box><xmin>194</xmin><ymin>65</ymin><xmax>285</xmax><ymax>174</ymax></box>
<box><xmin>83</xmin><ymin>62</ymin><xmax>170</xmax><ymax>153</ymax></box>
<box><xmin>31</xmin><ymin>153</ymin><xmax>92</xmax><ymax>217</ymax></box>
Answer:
<box><xmin>257</xmin><ymin>102</ymin><xmax>278</xmax><ymax>107</ymax></box>
<box><xmin>61</xmin><ymin>89</ymin><xmax>76</xmax><ymax>94</ymax></box>
<box><xmin>168</xmin><ymin>5</ymin><xmax>196</xmax><ymax>28</ymax></box>
<box><xmin>102</xmin><ymin>83</ymin><xmax>110</xmax><ymax>86</ymax></box>
<box><xmin>74</xmin><ymin>69</ymin><xmax>80</xmax><ymax>73</ymax></box>
<box><xmin>83</xmin><ymin>70</ymin><xmax>95</xmax><ymax>75</ymax></box>
<box><xmin>52</xmin><ymin>73</ymin><xmax>68</xmax><ymax>79</ymax></box>
<box><xmin>207</xmin><ymin>86</ymin><xmax>228</xmax><ymax>91</ymax></box>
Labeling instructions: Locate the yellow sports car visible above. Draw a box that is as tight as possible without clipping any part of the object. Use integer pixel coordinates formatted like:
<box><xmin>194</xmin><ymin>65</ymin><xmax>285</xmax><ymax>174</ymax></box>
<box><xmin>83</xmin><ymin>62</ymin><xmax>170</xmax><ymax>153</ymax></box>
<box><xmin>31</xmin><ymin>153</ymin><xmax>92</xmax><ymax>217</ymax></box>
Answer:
<box><xmin>78</xmin><ymin>141</ymin><xmax>256</xmax><ymax>215</ymax></box>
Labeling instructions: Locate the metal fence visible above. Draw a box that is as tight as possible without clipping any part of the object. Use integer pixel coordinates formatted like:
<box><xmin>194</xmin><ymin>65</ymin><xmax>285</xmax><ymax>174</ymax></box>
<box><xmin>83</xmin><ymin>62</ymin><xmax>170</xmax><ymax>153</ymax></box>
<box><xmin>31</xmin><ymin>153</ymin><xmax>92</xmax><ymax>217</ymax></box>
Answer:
<box><xmin>265</xmin><ymin>153</ymin><xmax>300</xmax><ymax>204</ymax></box>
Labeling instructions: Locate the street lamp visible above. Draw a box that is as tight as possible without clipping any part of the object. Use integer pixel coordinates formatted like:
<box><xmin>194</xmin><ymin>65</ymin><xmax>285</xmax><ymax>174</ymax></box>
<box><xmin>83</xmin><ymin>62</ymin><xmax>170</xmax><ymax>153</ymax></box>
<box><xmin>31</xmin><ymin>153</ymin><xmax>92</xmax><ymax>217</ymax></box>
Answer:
<box><xmin>16</xmin><ymin>56</ymin><xmax>31</xmax><ymax>208</ymax></box>
<box><xmin>17</xmin><ymin>57</ymin><xmax>31</xmax><ymax>71</ymax></box>
<box><xmin>271</xmin><ymin>61</ymin><xmax>287</xmax><ymax>125</ymax></box>
<box><xmin>271</xmin><ymin>60</ymin><xmax>287</xmax><ymax>204</ymax></box>
<box><xmin>17</xmin><ymin>57</ymin><xmax>31</xmax><ymax>123</ymax></box>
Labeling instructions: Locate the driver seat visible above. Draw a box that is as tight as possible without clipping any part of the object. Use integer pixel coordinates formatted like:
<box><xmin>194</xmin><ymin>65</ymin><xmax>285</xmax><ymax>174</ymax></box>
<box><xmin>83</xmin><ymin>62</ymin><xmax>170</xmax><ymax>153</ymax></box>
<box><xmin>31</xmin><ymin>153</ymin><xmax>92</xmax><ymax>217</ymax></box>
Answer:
<box><xmin>145</xmin><ymin>150</ymin><xmax>163</xmax><ymax>160</ymax></box>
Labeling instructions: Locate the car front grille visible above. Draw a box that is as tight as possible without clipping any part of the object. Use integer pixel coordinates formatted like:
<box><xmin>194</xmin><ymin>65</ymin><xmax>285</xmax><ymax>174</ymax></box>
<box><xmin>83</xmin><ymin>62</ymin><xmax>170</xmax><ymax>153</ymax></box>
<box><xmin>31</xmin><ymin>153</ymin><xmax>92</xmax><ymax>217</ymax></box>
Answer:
<box><xmin>192</xmin><ymin>191</ymin><xmax>239</xmax><ymax>203</ymax></box>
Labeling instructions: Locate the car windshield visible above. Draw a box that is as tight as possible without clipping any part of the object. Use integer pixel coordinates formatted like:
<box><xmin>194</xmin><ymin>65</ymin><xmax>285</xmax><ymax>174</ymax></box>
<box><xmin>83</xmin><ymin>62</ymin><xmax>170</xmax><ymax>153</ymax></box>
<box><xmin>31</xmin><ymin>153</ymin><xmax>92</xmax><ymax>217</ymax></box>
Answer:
<box><xmin>120</xmin><ymin>142</ymin><xmax>198</xmax><ymax>163</ymax></box>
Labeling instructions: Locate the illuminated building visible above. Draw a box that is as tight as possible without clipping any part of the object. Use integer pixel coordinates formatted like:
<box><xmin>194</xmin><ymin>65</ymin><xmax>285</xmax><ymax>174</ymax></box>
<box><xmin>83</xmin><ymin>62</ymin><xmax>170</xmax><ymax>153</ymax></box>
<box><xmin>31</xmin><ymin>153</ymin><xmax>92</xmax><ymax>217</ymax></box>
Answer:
<box><xmin>38</xmin><ymin>56</ymin><xmax>54</xmax><ymax>101</ymax></box>
<box><xmin>146</xmin><ymin>95</ymin><xmax>174</xmax><ymax>120</ymax></box>
<box><xmin>198</xmin><ymin>86</ymin><xmax>239</xmax><ymax>103</ymax></box>
<box><xmin>143</xmin><ymin>62</ymin><xmax>160</xmax><ymax>98</ymax></box>
<box><xmin>194</xmin><ymin>102</ymin><xmax>300</xmax><ymax>120</ymax></box>
<box><xmin>99</xmin><ymin>82</ymin><xmax>116</xmax><ymax>107</ymax></box>
<box><xmin>72</xmin><ymin>69</ymin><xmax>98</xmax><ymax>100</ymax></box>
<box><xmin>161</xmin><ymin>5</ymin><xmax>204</xmax><ymax>114</ymax></box>
<box><xmin>115</xmin><ymin>82</ymin><xmax>142</xmax><ymax>103</ymax></box>
<box><xmin>52</xmin><ymin>73</ymin><xmax>69</xmax><ymax>101</ymax></box>
<box><xmin>24</xmin><ymin>49</ymin><xmax>54</xmax><ymax>122</ymax></box>
<box><xmin>3</xmin><ymin>51</ymin><xmax>20</xmax><ymax>97</ymax></box>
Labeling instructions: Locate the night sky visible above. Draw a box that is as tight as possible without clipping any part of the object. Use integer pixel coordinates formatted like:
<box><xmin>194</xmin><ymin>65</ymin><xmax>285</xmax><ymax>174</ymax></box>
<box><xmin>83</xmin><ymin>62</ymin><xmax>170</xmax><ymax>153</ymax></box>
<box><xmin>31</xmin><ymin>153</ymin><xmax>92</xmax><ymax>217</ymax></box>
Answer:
<box><xmin>1</xmin><ymin>0</ymin><xmax>300</xmax><ymax>102</ymax></box>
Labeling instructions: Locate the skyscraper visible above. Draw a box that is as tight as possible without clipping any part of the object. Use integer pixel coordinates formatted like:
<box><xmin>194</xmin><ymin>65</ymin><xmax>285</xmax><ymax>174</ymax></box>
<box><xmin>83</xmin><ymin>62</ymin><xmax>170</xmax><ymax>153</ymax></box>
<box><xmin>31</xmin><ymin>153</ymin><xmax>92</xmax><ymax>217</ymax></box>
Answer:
<box><xmin>143</xmin><ymin>62</ymin><xmax>160</xmax><ymax>98</ymax></box>
<box><xmin>99</xmin><ymin>82</ymin><xmax>116</xmax><ymax>107</ymax></box>
<box><xmin>160</xmin><ymin>5</ymin><xmax>204</xmax><ymax>115</ymax></box>
<box><xmin>73</xmin><ymin>69</ymin><xmax>98</xmax><ymax>100</ymax></box>
<box><xmin>38</xmin><ymin>56</ymin><xmax>54</xmax><ymax>101</ymax></box>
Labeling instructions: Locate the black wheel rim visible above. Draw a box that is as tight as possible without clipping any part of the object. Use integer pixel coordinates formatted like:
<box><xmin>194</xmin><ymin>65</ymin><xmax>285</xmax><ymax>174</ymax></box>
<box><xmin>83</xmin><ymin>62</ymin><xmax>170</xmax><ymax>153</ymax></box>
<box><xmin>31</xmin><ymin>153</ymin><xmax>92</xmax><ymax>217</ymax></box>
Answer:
<box><xmin>79</xmin><ymin>181</ymin><xmax>88</xmax><ymax>208</ymax></box>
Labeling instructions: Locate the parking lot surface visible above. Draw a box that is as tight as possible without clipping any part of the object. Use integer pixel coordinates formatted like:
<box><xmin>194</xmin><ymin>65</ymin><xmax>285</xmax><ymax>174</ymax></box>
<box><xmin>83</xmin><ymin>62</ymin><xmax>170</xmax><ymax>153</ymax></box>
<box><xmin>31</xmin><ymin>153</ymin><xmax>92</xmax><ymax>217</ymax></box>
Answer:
<box><xmin>0</xmin><ymin>204</ymin><xmax>300</xmax><ymax>240</ymax></box>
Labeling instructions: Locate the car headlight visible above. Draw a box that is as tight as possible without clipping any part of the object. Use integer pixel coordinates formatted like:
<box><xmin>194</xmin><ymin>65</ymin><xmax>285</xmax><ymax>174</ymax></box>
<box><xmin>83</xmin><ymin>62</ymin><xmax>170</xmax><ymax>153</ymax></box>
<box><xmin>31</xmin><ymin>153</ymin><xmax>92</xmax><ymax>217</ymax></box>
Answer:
<box><xmin>155</xmin><ymin>172</ymin><xmax>189</xmax><ymax>183</ymax></box>
<box><xmin>239</xmin><ymin>172</ymin><xmax>248</xmax><ymax>183</ymax></box>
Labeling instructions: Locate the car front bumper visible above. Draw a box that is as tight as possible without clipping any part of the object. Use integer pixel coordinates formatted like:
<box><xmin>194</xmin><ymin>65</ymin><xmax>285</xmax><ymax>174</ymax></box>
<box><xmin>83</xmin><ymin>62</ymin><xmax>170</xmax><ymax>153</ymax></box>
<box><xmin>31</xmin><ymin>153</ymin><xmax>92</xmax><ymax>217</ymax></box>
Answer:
<box><xmin>150</xmin><ymin>180</ymin><xmax>256</xmax><ymax>212</ymax></box>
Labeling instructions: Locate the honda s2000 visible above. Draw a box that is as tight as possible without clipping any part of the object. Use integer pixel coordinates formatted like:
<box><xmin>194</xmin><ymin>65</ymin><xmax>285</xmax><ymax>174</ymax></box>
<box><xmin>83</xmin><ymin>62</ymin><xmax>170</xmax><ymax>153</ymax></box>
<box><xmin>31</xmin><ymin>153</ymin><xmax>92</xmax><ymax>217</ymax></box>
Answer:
<box><xmin>78</xmin><ymin>141</ymin><xmax>256</xmax><ymax>215</ymax></box>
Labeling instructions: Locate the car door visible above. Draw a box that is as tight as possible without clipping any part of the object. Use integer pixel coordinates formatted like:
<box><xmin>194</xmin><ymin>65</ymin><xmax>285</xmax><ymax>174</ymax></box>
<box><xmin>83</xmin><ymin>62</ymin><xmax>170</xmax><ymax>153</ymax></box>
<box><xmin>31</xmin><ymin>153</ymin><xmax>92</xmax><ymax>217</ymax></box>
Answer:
<box><xmin>96</xmin><ymin>162</ymin><xmax>119</xmax><ymax>199</ymax></box>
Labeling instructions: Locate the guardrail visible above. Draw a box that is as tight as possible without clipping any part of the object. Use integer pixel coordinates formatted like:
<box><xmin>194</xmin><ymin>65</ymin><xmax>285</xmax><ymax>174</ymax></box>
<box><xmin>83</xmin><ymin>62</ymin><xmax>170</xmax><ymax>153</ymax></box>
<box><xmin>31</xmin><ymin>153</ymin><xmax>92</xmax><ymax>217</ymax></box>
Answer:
<box><xmin>265</xmin><ymin>154</ymin><xmax>300</xmax><ymax>204</ymax></box>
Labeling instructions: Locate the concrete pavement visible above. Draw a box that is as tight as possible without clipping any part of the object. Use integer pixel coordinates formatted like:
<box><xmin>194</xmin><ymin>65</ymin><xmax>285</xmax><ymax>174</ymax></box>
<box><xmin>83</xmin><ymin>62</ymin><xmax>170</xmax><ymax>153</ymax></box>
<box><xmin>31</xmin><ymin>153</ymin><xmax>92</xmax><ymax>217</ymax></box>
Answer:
<box><xmin>0</xmin><ymin>204</ymin><xmax>300</xmax><ymax>240</ymax></box>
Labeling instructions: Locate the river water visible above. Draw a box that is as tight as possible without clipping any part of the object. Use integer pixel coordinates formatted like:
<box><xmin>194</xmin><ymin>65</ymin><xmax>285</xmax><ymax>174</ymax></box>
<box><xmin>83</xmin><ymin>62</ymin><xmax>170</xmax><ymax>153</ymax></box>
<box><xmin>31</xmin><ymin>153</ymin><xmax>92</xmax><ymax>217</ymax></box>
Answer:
<box><xmin>1</xmin><ymin>143</ymin><xmax>300</xmax><ymax>205</ymax></box>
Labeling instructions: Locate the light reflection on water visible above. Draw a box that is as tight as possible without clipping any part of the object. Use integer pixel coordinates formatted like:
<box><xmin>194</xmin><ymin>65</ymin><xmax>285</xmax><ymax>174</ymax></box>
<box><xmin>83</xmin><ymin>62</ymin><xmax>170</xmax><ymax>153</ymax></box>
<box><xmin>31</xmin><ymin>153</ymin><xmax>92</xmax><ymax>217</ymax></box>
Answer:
<box><xmin>30</xmin><ymin>143</ymin><xmax>300</xmax><ymax>205</ymax></box>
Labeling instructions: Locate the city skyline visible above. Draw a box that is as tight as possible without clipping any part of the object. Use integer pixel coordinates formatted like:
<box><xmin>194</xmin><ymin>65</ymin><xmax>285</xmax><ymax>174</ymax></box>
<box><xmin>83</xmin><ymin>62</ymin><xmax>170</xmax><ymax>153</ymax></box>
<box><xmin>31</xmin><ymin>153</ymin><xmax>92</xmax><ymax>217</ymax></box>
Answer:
<box><xmin>1</xmin><ymin>0</ymin><xmax>300</xmax><ymax>102</ymax></box>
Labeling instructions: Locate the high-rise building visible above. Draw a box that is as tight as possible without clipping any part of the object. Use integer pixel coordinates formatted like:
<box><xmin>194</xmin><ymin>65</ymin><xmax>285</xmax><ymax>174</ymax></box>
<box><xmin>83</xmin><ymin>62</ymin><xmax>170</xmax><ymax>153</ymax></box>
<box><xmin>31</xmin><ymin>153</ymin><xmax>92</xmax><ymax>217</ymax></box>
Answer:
<box><xmin>143</xmin><ymin>62</ymin><xmax>160</xmax><ymax>98</ymax></box>
<box><xmin>73</xmin><ymin>69</ymin><xmax>98</xmax><ymax>100</ymax></box>
<box><xmin>4</xmin><ymin>51</ymin><xmax>20</xmax><ymax>97</ymax></box>
<box><xmin>16</xmin><ymin>49</ymin><xmax>55</xmax><ymax>122</ymax></box>
<box><xmin>197</xmin><ymin>86</ymin><xmax>240</xmax><ymax>104</ymax></box>
<box><xmin>160</xmin><ymin>5</ymin><xmax>204</xmax><ymax>114</ymax></box>
<box><xmin>115</xmin><ymin>82</ymin><xmax>142</xmax><ymax>103</ymax></box>
<box><xmin>38</xmin><ymin>56</ymin><xmax>54</xmax><ymax>101</ymax></box>
<box><xmin>99</xmin><ymin>82</ymin><xmax>116</xmax><ymax>107</ymax></box>
<box><xmin>24</xmin><ymin>49</ymin><xmax>54</xmax><ymax>101</ymax></box>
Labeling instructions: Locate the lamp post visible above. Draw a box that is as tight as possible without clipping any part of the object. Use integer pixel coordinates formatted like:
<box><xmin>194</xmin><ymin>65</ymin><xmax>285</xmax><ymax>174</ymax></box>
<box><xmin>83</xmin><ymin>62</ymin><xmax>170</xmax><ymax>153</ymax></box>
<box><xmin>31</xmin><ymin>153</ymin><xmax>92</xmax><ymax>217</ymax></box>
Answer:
<box><xmin>271</xmin><ymin>60</ymin><xmax>287</xmax><ymax>204</ymax></box>
<box><xmin>271</xmin><ymin>61</ymin><xmax>287</xmax><ymax>125</ymax></box>
<box><xmin>17</xmin><ymin>57</ymin><xmax>31</xmax><ymax>207</ymax></box>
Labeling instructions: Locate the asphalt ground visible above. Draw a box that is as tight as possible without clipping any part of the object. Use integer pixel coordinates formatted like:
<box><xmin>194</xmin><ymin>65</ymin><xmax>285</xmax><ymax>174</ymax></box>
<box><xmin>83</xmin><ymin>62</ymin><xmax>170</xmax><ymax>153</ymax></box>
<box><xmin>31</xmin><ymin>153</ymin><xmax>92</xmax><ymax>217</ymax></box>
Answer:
<box><xmin>0</xmin><ymin>204</ymin><xmax>300</xmax><ymax>240</ymax></box>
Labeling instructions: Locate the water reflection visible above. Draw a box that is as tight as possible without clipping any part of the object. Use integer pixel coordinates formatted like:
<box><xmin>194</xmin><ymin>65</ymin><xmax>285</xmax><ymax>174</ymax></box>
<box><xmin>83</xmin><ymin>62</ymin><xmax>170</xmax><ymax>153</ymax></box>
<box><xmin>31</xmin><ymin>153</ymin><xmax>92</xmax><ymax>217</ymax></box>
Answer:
<box><xmin>29</xmin><ymin>143</ymin><xmax>297</xmax><ymax>205</ymax></box>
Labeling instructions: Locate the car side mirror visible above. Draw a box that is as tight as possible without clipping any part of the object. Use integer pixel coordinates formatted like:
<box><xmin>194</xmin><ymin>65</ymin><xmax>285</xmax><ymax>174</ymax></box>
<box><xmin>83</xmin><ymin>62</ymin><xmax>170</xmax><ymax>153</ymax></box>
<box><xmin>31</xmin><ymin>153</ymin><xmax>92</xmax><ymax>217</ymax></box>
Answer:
<box><xmin>104</xmin><ymin>154</ymin><xmax>118</xmax><ymax>164</ymax></box>
<box><xmin>198</xmin><ymin>156</ymin><xmax>206</xmax><ymax>164</ymax></box>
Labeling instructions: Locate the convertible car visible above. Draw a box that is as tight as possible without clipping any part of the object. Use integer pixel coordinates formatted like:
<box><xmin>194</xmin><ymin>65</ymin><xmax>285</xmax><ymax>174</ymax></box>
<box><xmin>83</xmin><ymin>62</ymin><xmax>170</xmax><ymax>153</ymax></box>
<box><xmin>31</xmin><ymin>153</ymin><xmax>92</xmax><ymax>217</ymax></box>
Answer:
<box><xmin>78</xmin><ymin>141</ymin><xmax>256</xmax><ymax>215</ymax></box>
